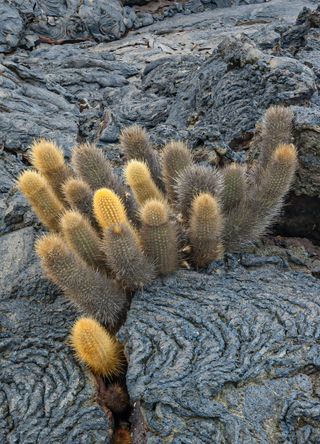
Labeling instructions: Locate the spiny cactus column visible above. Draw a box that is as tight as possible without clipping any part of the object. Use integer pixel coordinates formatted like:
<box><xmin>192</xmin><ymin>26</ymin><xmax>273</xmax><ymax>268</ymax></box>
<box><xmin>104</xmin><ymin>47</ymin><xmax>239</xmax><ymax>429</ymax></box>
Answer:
<box><xmin>162</xmin><ymin>141</ymin><xmax>193</xmax><ymax>202</ymax></box>
<box><xmin>125</xmin><ymin>160</ymin><xmax>164</xmax><ymax>206</ymax></box>
<box><xmin>190</xmin><ymin>193</ymin><xmax>224</xmax><ymax>267</ymax></box>
<box><xmin>176</xmin><ymin>165</ymin><xmax>222</xmax><ymax>220</ymax></box>
<box><xmin>223</xmin><ymin>143</ymin><xmax>297</xmax><ymax>250</ymax></box>
<box><xmin>250</xmin><ymin>106</ymin><xmax>294</xmax><ymax>186</ymax></box>
<box><xmin>63</xmin><ymin>178</ymin><xmax>96</xmax><ymax>224</ymax></box>
<box><xmin>72</xmin><ymin>143</ymin><xmax>122</xmax><ymax>193</ymax></box>
<box><xmin>61</xmin><ymin>210</ymin><xmax>105</xmax><ymax>269</ymax></box>
<box><xmin>141</xmin><ymin>199</ymin><xmax>178</xmax><ymax>276</ymax></box>
<box><xmin>36</xmin><ymin>234</ymin><xmax>128</xmax><ymax>332</ymax></box>
<box><xmin>221</xmin><ymin>176</ymin><xmax>249</xmax><ymax>252</ymax></box>
<box><xmin>120</xmin><ymin>124</ymin><xmax>164</xmax><ymax>191</ymax></box>
<box><xmin>30</xmin><ymin>139</ymin><xmax>73</xmax><ymax>201</ymax></box>
<box><xmin>103</xmin><ymin>223</ymin><xmax>154</xmax><ymax>289</ymax></box>
<box><xmin>93</xmin><ymin>188</ymin><xmax>128</xmax><ymax>229</ymax></box>
<box><xmin>251</xmin><ymin>143</ymin><xmax>297</xmax><ymax>219</ymax></box>
<box><xmin>257</xmin><ymin>106</ymin><xmax>294</xmax><ymax>168</ymax></box>
<box><xmin>17</xmin><ymin>170</ymin><xmax>64</xmax><ymax>231</ymax></box>
<box><xmin>221</xmin><ymin>163</ymin><xmax>247</xmax><ymax>212</ymax></box>
<box><xmin>70</xmin><ymin>317</ymin><xmax>125</xmax><ymax>377</ymax></box>
<box><xmin>72</xmin><ymin>143</ymin><xmax>138</xmax><ymax>225</ymax></box>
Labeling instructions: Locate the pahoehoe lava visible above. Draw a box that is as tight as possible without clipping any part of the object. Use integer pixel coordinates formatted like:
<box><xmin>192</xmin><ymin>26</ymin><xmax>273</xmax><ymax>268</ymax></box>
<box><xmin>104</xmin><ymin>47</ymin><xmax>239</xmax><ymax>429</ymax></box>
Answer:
<box><xmin>1</xmin><ymin>0</ymin><xmax>320</xmax><ymax>442</ymax></box>
<box><xmin>121</xmin><ymin>268</ymin><xmax>320</xmax><ymax>443</ymax></box>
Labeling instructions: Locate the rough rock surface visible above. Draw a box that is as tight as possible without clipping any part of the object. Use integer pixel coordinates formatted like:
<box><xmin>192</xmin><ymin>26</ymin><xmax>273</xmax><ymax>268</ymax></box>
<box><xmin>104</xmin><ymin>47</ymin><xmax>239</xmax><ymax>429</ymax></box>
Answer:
<box><xmin>1</xmin><ymin>0</ymin><xmax>319</xmax><ymax>241</ymax></box>
<box><xmin>1</xmin><ymin>0</ymin><xmax>320</xmax><ymax>442</ymax></box>
<box><xmin>0</xmin><ymin>227</ymin><xmax>111</xmax><ymax>443</ymax></box>
<box><xmin>121</xmin><ymin>264</ymin><xmax>320</xmax><ymax>443</ymax></box>
<box><xmin>0</xmin><ymin>0</ymin><xmax>266</xmax><ymax>53</ymax></box>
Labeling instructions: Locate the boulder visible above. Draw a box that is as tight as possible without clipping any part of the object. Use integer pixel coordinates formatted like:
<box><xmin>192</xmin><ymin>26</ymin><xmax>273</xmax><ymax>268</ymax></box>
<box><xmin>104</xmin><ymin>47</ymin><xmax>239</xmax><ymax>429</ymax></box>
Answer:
<box><xmin>121</xmin><ymin>265</ymin><xmax>320</xmax><ymax>443</ymax></box>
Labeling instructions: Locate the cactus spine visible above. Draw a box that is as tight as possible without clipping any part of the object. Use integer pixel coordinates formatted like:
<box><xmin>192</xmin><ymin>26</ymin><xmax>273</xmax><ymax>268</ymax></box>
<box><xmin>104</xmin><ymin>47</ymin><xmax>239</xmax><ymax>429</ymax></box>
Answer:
<box><xmin>29</xmin><ymin>139</ymin><xmax>73</xmax><ymax>201</ymax></box>
<box><xmin>120</xmin><ymin>124</ymin><xmax>163</xmax><ymax>190</ymax></box>
<box><xmin>221</xmin><ymin>163</ymin><xmax>247</xmax><ymax>212</ymax></box>
<box><xmin>125</xmin><ymin>160</ymin><xmax>164</xmax><ymax>206</ymax></box>
<box><xmin>252</xmin><ymin>143</ymin><xmax>297</xmax><ymax>215</ymax></box>
<box><xmin>61</xmin><ymin>211</ymin><xmax>105</xmax><ymax>269</ymax></box>
<box><xmin>72</xmin><ymin>143</ymin><xmax>122</xmax><ymax>193</ymax></box>
<box><xmin>63</xmin><ymin>178</ymin><xmax>96</xmax><ymax>223</ymax></box>
<box><xmin>70</xmin><ymin>317</ymin><xmax>125</xmax><ymax>377</ymax></box>
<box><xmin>103</xmin><ymin>223</ymin><xmax>154</xmax><ymax>288</ymax></box>
<box><xmin>257</xmin><ymin>106</ymin><xmax>294</xmax><ymax>168</ymax></box>
<box><xmin>162</xmin><ymin>141</ymin><xmax>193</xmax><ymax>202</ymax></box>
<box><xmin>190</xmin><ymin>193</ymin><xmax>224</xmax><ymax>267</ymax></box>
<box><xmin>17</xmin><ymin>170</ymin><xmax>64</xmax><ymax>231</ymax></box>
<box><xmin>36</xmin><ymin>234</ymin><xmax>127</xmax><ymax>332</ymax></box>
<box><xmin>141</xmin><ymin>199</ymin><xmax>178</xmax><ymax>276</ymax></box>
<box><xmin>223</xmin><ymin>143</ymin><xmax>297</xmax><ymax>250</ymax></box>
<box><xmin>93</xmin><ymin>188</ymin><xmax>128</xmax><ymax>230</ymax></box>
<box><xmin>176</xmin><ymin>165</ymin><xmax>222</xmax><ymax>220</ymax></box>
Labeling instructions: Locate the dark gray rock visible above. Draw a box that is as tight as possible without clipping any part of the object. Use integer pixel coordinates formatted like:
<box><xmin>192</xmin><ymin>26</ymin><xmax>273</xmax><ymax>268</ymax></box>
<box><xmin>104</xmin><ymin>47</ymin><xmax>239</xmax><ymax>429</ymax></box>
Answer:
<box><xmin>123</xmin><ymin>1</ymin><xmax>153</xmax><ymax>6</ymax></box>
<box><xmin>0</xmin><ymin>42</ymin><xmax>139</xmax><ymax>155</ymax></box>
<box><xmin>0</xmin><ymin>0</ymin><xmax>126</xmax><ymax>52</ymax></box>
<box><xmin>1</xmin><ymin>1</ymin><xmax>320</xmax><ymax>442</ymax></box>
<box><xmin>123</xmin><ymin>0</ymin><xmax>265</xmax><ymax>4</ymax></box>
<box><xmin>164</xmin><ymin>34</ymin><xmax>317</xmax><ymax>145</ymax></box>
<box><xmin>0</xmin><ymin>2</ymin><xmax>23</xmax><ymax>53</ymax></box>
<box><xmin>1</xmin><ymin>227</ymin><xmax>56</xmax><ymax>299</ymax></box>
<box><xmin>0</xmin><ymin>59</ymin><xmax>79</xmax><ymax>153</ymax></box>
<box><xmin>0</xmin><ymin>227</ymin><xmax>111</xmax><ymax>443</ymax></box>
<box><xmin>0</xmin><ymin>152</ymin><xmax>38</xmax><ymax>235</ymax></box>
<box><xmin>0</xmin><ymin>0</ymin><xmax>268</xmax><ymax>54</ymax></box>
<box><xmin>121</xmin><ymin>267</ymin><xmax>320</xmax><ymax>443</ymax></box>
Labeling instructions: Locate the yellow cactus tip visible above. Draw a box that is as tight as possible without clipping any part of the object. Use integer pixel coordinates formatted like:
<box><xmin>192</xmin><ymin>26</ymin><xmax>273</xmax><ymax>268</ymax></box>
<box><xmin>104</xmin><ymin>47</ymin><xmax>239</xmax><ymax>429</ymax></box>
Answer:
<box><xmin>70</xmin><ymin>317</ymin><xmax>125</xmax><ymax>377</ymax></box>
<box><xmin>93</xmin><ymin>188</ymin><xmax>123</xmax><ymax>205</ymax></box>
<box><xmin>17</xmin><ymin>170</ymin><xmax>46</xmax><ymax>196</ymax></box>
<box><xmin>125</xmin><ymin>160</ymin><xmax>163</xmax><ymax>205</ymax></box>
<box><xmin>193</xmin><ymin>192</ymin><xmax>218</xmax><ymax>212</ymax></box>
<box><xmin>93</xmin><ymin>188</ymin><xmax>127</xmax><ymax>229</ymax></box>
<box><xmin>141</xmin><ymin>199</ymin><xmax>168</xmax><ymax>226</ymax></box>
<box><xmin>274</xmin><ymin>143</ymin><xmax>297</xmax><ymax>163</ymax></box>
<box><xmin>125</xmin><ymin>160</ymin><xmax>150</xmax><ymax>185</ymax></box>
<box><xmin>35</xmin><ymin>233</ymin><xmax>64</xmax><ymax>258</ymax></box>
<box><xmin>30</xmin><ymin>139</ymin><xmax>64</xmax><ymax>170</ymax></box>
<box><xmin>228</xmin><ymin>162</ymin><xmax>239</xmax><ymax>171</ymax></box>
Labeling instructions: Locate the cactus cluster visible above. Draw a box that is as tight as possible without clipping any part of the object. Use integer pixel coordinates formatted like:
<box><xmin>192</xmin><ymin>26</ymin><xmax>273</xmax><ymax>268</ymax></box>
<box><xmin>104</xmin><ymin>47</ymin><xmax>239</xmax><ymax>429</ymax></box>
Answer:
<box><xmin>17</xmin><ymin>106</ymin><xmax>297</xmax><ymax>428</ymax></box>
